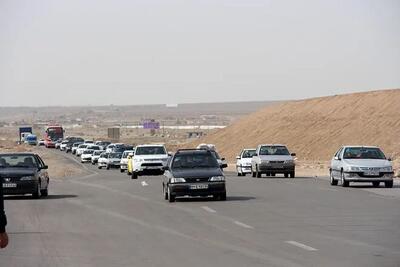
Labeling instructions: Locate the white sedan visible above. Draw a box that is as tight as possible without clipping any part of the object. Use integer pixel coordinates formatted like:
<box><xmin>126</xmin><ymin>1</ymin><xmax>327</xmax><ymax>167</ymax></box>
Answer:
<box><xmin>236</xmin><ymin>149</ymin><xmax>257</xmax><ymax>176</ymax></box>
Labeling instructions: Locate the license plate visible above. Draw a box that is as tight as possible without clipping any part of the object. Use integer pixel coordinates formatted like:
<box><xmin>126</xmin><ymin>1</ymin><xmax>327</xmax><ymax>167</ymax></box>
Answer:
<box><xmin>190</xmin><ymin>184</ymin><xmax>208</xmax><ymax>190</ymax></box>
<box><xmin>2</xmin><ymin>183</ymin><xmax>17</xmax><ymax>188</ymax></box>
<box><xmin>364</xmin><ymin>171</ymin><xmax>379</xmax><ymax>176</ymax></box>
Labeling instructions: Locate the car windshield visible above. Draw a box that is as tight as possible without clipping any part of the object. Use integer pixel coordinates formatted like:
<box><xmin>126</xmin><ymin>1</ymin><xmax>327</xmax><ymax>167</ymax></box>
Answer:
<box><xmin>109</xmin><ymin>153</ymin><xmax>122</xmax><ymax>159</ymax></box>
<box><xmin>135</xmin><ymin>146</ymin><xmax>166</xmax><ymax>155</ymax></box>
<box><xmin>93</xmin><ymin>151</ymin><xmax>103</xmax><ymax>156</ymax></box>
<box><xmin>78</xmin><ymin>144</ymin><xmax>88</xmax><ymax>148</ymax></box>
<box><xmin>100</xmin><ymin>153</ymin><xmax>108</xmax><ymax>158</ymax></box>
<box><xmin>242</xmin><ymin>150</ymin><xmax>257</xmax><ymax>158</ymax></box>
<box><xmin>83</xmin><ymin>150</ymin><xmax>94</xmax><ymax>154</ymax></box>
<box><xmin>343</xmin><ymin>147</ymin><xmax>386</xmax><ymax>160</ymax></box>
<box><xmin>259</xmin><ymin>146</ymin><xmax>290</xmax><ymax>156</ymax></box>
<box><xmin>122</xmin><ymin>151</ymin><xmax>134</xmax><ymax>158</ymax></box>
<box><xmin>0</xmin><ymin>155</ymin><xmax>38</xmax><ymax>168</ymax></box>
<box><xmin>172</xmin><ymin>153</ymin><xmax>219</xmax><ymax>169</ymax></box>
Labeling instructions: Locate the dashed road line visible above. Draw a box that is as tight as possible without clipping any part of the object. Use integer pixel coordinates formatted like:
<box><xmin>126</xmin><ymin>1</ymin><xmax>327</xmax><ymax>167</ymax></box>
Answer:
<box><xmin>285</xmin><ymin>241</ymin><xmax>318</xmax><ymax>251</ymax></box>
<box><xmin>141</xmin><ymin>181</ymin><xmax>149</xmax><ymax>187</ymax></box>
<box><xmin>234</xmin><ymin>220</ymin><xmax>254</xmax><ymax>229</ymax></box>
<box><xmin>201</xmin><ymin>206</ymin><xmax>217</xmax><ymax>213</ymax></box>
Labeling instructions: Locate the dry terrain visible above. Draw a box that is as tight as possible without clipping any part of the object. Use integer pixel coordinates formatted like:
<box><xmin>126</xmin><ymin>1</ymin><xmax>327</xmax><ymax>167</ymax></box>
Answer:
<box><xmin>190</xmin><ymin>89</ymin><xmax>400</xmax><ymax>176</ymax></box>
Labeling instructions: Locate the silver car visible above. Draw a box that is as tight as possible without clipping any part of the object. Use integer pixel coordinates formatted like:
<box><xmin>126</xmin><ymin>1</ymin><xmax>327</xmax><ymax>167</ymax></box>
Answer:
<box><xmin>330</xmin><ymin>146</ymin><xmax>394</xmax><ymax>188</ymax></box>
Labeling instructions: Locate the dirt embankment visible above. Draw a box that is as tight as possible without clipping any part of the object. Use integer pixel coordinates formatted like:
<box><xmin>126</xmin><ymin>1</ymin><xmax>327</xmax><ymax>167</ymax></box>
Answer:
<box><xmin>0</xmin><ymin>140</ymin><xmax>86</xmax><ymax>179</ymax></box>
<box><xmin>189</xmin><ymin>89</ymin><xmax>400</xmax><ymax>176</ymax></box>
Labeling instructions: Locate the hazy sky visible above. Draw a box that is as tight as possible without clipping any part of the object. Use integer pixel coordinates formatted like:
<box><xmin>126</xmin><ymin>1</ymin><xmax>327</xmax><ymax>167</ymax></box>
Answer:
<box><xmin>0</xmin><ymin>0</ymin><xmax>399</xmax><ymax>106</ymax></box>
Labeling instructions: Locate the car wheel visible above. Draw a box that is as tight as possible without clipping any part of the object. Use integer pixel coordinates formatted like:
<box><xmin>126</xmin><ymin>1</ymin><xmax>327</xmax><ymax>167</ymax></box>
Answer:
<box><xmin>284</xmin><ymin>173</ymin><xmax>289</xmax><ymax>178</ymax></box>
<box><xmin>385</xmin><ymin>181</ymin><xmax>393</xmax><ymax>188</ymax></box>
<box><xmin>256</xmin><ymin>166</ymin><xmax>261</xmax><ymax>178</ymax></box>
<box><xmin>372</xmin><ymin>181</ymin><xmax>380</xmax><ymax>187</ymax></box>
<box><xmin>330</xmin><ymin>171</ymin><xmax>338</xmax><ymax>186</ymax></box>
<box><xmin>98</xmin><ymin>166</ymin><xmax>102</xmax><ymax>169</ymax></box>
<box><xmin>341</xmin><ymin>172</ymin><xmax>349</xmax><ymax>187</ymax></box>
<box><xmin>271</xmin><ymin>173</ymin><xmax>276</xmax><ymax>177</ymax></box>
<box><xmin>167</xmin><ymin>186</ymin><xmax>175</xmax><ymax>203</ymax></box>
<box><xmin>289</xmin><ymin>171</ymin><xmax>295</xmax><ymax>178</ymax></box>
<box><xmin>106</xmin><ymin>165</ymin><xmax>110</xmax><ymax>170</ymax></box>
<box><xmin>252</xmin><ymin>168</ymin><xmax>256</xmax><ymax>178</ymax></box>
<box><xmin>41</xmin><ymin>188</ymin><xmax>48</xmax><ymax>197</ymax></box>
<box><xmin>120</xmin><ymin>169</ymin><xmax>124</xmax><ymax>173</ymax></box>
<box><xmin>131</xmin><ymin>172</ymin><xmax>138</xmax><ymax>179</ymax></box>
<box><xmin>237</xmin><ymin>172</ymin><xmax>242</xmax><ymax>176</ymax></box>
<box><xmin>242</xmin><ymin>173</ymin><xmax>246</xmax><ymax>177</ymax></box>
<box><xmin>163</xmin><ymin>184</ymin><xmax>168</xmax><ymax>200</ymax></box>
<box><xmin>32</xmin><ymin>182</ymin><xmax>41</xmax><ymax>199</ymax></box>
<box><xmin>219</xmin><ymin>192</ymin><xmax>227</xmax><ymax>201</ymax></box>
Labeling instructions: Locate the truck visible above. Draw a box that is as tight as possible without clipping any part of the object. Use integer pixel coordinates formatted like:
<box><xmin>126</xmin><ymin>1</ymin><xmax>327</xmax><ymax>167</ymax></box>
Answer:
<box><xmin>18</xmin><ymin>126</ymin><xmax>33</xmax><ymax>143</ymax></box>
<box><xmin>25</xmin><ymin>134</ymin><xmax>38</xmax><ymax>146</ymax></box>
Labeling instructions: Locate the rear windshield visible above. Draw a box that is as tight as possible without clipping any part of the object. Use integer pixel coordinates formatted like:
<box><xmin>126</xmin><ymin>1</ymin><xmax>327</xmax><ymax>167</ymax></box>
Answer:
<box><xmin>259</xmin><ymin>146</ymin><xmax>290</xmax><ymax>156</ymax></box>
<box><xmin>83</xmin><ymin>150</ymin><xmax>94</xmax><ymax>154</ymax></box>
<box><xmin>109</xmin><ymin>153</ymin><xmax>122</xmax><ymax>158</ymax></box>
<box><xmin>172</xmin><ymin>153</ymin><xmax>219</xmax><ymax>169</ymax></box>
<box><xmin>0</xmin><ymin>155</ymin><xmax>38</xmax><ymax>168</ymax></box>
<box><xmin>242</xmin><ymin>150</ymin><xmax>257</xmax><ymax>158</ymax></box>
<box><xmin>135</xmin><ymin>146</ymin><xmax>166</xmax><ymax>155</ymax></box>
<box><xmin>93</xmin><ymin>151</ymin><xmax>103</xmax><ymax>155</ymax></box>
<box><xmin>343</xmin><ymin>147</ymin><xmax>386</xmax><ymax>160</ymax></box>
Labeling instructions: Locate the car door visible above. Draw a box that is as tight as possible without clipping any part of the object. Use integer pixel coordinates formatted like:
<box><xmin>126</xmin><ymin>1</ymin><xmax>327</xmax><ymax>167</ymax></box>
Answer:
<box><xmin>35</xmin><ymin>155</ymin><xmax>47</xmax><ymax>189</ymax></box>
<box><xmin>331</xmin><ymin>147</ymin><xmax>343</xmax><ymax>179</ymax></box>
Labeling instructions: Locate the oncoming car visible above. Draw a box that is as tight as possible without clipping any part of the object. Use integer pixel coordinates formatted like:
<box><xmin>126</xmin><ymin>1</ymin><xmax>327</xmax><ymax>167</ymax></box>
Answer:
<box><xmin>81</xmin><ymin>149</ymin><xmax>94</xmax><ymax>163</ymax></box>
<box><xmin>236</xmin><ymin>149</ymin><xmax>257</xmax><ymax>176</ymax></box>
<box><xmin>0</xmin><ymin>153</ymin><xmax>49</xmax><ymax>198</ymax></box>
<box><xmin>162</xmin><ymin>149</ymin><xmax>227</xmax><ymax>202</ymax></box>
<box><xmin>106</xmin><ymin>152</ymin><xmax>123</xmax><ymax>170</ymax></box>
<box><xmin>97</xmin><ymin>152</ymin><xmax>110</xmax><ymax>169</ymax></box>
<box><xmin>91</xmin><ymin>150</ymin><xmax>104</xmax><ymax>165</ymax></box>
<box><xmin>330</xmin><ymin>146</ymin><xmax>394</xmax><ymax>188</ymax></box>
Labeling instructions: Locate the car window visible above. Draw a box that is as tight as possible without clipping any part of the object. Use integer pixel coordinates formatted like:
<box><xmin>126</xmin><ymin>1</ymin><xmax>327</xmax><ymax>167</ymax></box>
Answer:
<box><xmin>334</xmin><ymin>148</ymin><xmax>343</xmax><ymax>158</ymax></box>
<box><xmin>259</xmin><ymin>146</ymin><xmax>290</xmax><ymax>156</ymax></box>
<box><xmin>135</xmin><ymin>146</ymin><xmax>166</xmax><ymax>155</ymax></box>
<box><xmin>343</xmin><ymin>147</ymin><xmax>386</xmax><ymax>160</ymax></box>
<box><xmin>0</xmin><ymin>154</ymin><xmax>39</xmax><ymax>168</ymax></box>
<box><xmin>242</xmin><ymin>150</ymin><xmax>257</xmax><ymax>158</ymax></box>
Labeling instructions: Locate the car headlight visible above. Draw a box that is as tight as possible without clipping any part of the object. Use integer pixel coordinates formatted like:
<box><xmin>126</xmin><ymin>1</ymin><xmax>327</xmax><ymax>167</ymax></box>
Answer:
<box><xmin>209</xmin><ymin>176</ymin><xmax>225</xmax><ymax>182</ymax></box>
<box><xmin>348</xmin><ymin>166</ymin><xmax>361</xmax><ymax>171</ymax></box>
<box><xmin>381</xmin><ymin>166</ymin><xmax>392</xmax><ymax>172</ymax></box>
<box><xmin>170</xmin><ymin>178</ymin><xmax>186</xmax><ymax>183</ymax></box>
<box><xmin>20</xmin><ymin>176</ymin><xmax>34</xmax><ymax>181</ymax></box>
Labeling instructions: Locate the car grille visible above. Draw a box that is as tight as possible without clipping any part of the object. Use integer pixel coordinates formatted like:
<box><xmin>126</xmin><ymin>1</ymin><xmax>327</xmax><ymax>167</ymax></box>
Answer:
<box><xmin>269</xmin><ymin>161</ymin><xmax>284</xmax><ymax>164</ymax></box>
<box><xmin>142</xmin><ymin>163</ymin><xmax>163</xmax><ymax>167</ymax></box>
<box><xmin>357</xmin><ymin>172</ymin><xmax>385</xmax><ymax>178</ymax></box>
<box><xmin>144</xmin><ymin>159</ymin><xmax>163</xmax><ymax>162</ymax></box>
<box><xmin>184</xmin><ymin>177</ymin><xmax>210</xmax><ymax>183</ymax></box>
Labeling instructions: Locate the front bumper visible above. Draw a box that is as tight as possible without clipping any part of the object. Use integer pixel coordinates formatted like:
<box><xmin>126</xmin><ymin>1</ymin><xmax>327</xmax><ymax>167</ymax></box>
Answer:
<box><xmin>81</xmin><ymin>157</ymin><xmax>91</xmax><ymax>162</ymax></box>
<box><xmin>259</xmin><ymin>163</ymin><xmax>295</xmax><ymax>173</ymax></box>
<box><xmin>238</xmin><ymin>165</ymin><xmax>252</xmax><ymax>173</ymax></box>
<box><xmin>343</xmin><ymin>172</ymin><xmax>394</xmax><ymax>182</ymax></box>
<box><xmin>134</xmin><ymin>162</ymin><xmax>165</xmax><ymax>172</ymax></box>
<box><xmin>169</xmin><ymin>182</ymin><xmax>226</xmax><ymax>197</ymax></box>
<box><xmin>120</xmin><ymin>164</ymin><xmax>127</xmax><ymax>170</ymax></box>
<box><xmin>3</xmin><ymin>181</ymin><xmax>38</xmax><ymax>195</ymax></box>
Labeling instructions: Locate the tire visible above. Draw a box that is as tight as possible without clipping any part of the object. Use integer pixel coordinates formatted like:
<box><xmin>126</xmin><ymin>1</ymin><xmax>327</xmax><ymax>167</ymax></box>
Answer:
<box><xmin>131</xmin><ymin>172</ymin><xmax>138</xmax><ymax>179</ymax></box>
<box><xmin>219</xmin><ymin>192</ymin><xmax>227</xmax><ymax>201</ymax></box>
<box><xmin>32</xmin><ymin>182</ymin><xmax>41</xmax><ymax>199</ymax></box>
<box><xmin>341</xmin><ymin>172</ymin><xmax>349</xmax><ymax>187</ymax></box>
<box><xmin>106</xmin><ymin>165</ymin><xmax>110</xmax><ymax>170</ymax></box>
<box><xmin>252</xmin><ymin>168</ymin><xmax>256</xmax><ymax>178</ymax></box>
<box><xmin>256</xmin><ymin>166</ymin><xmax>261</xmax><ymax>178</ymax></box>
<box><xmin>167</xmin><ymin>186</ymin><xmax>175</xmax><ymax>203</ymax></box>
<box><xmin>372</xmin><ymin>181</ymin><xmax>380</xmax><ymax>188</ymax></box>
<box><xmin>271</xmin><ymin>173</ymin><xmax>276</xmax><ymax>177</ymax></box>
<box><xmin>163</xmin><ymin>184</ymin><xmax>168</xmax><ymax>200</ymax></box>
<box><xmin>120</xmin><ymin>169</ymin><xmax>125</xmax><ymax>173</ymax></box>
<box><xmin>289</xmin><ymin>171</ymin><xmax>295</xmax><ymax>178</ymax></box>
<box><xmin>237</xmin><ymin>171</ymin><xmax>242</xmax><ymax>177</ymax></box>
<box><xmin>330</xmin><ymin>171</ymin><xmax>338</xmax><ymax>186</ymax></box>
<box><xmin>242</xmin><ymin>173</ymin><xmax>246</xmax><ymax>177</ymax></box>
<box><xmin>385</xmin><ymin>181</ymin><xmax>393</xmax><ymax>188</ymax></box>
<box><xmin>41</xmin><ymin>188</ymin><xmax>48</xmax><ymax>197</ymax></box>
<box><xmin>98</xmin><ymin>166</ymin><xmax>102</xmax><ymax>169</ymax></box>
<box><xmin>284</xmin><ymin>173</ymin><xmax>289</xmax><ymax>178</ymax></box>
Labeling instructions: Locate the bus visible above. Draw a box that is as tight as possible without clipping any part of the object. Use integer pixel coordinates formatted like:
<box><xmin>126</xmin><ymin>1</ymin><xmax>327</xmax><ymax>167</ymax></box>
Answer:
<box><xmin>44</xmin><ymin>125</ymin><xmax>64</xmax><ymax>148</ymax></box>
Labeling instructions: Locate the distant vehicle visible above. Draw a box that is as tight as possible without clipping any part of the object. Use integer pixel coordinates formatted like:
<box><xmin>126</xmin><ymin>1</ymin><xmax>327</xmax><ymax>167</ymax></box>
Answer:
<box><xmin>91</xmin><ymin>150</ymin><xmax>104</xmax><ymax>165</ymax></box>
<box><xmin>59</xmin><ymin>140</ymin><xmax>69</xmax><ymax>151</ymax></box>
<box><xmin>330</xmin><ymin>146</ymin><xmax>394</xmax><ymax>188</ymax></box>
<box><xmin>105</xmin><ymin>144</ymin><xmax>115</xmax><ymax>153</ymax></box>
<box><xmin>97</xmin><ymin>152</ymin><xmax>110</xmax><ymax>169</ymax></box>
<box><xmin>76</xmin><ymin>144</ymin><xmax>90</xmax><ymax>156</ymax></box>
<box><xmin>86</xmin><ymin>145</ymin><xmax>101</xmax><ymax>151</ymax></box>
<box><xmin>95</xmin><ymin>141</ymin><xmax>111</xmax><ymax>150</ymax></box>
<box><xmin>130</xmin><ymin>144</ymin><xmax>169</xmax><ymax>179</ymax></box>
<box><xmin>18</xmin><ymin>126</ymin><xmax>32</xmax><ymax>143</ymax></box>
<box><xmin>236</xmin><ymin>149</ymin><xmax>257</xmax><ymax>176</ymax></box>
<box><xmin>24</xmin><ymin>134</ymin><xmax>38</xmax><ymax>146</ymax></box>
<box><xmin>106</xmin><ymin>152</ymin><xmax>123</xmax><ymax>170</ymax></box>
<box><xmin>65</xmin><ymin>138</ymin><xmax>85</xmax><ymax>153</ymax></box>
<box><xmin>71</xmin><ymin>142</ymin><xmax>84</xmax><ymax>154</ymax></box>
<box><xmin>44</xmin><ymin>125</ymin><xmax>64</xmax><ymax>148</ymax></box>
<box><xmin>196</xmin><ymin>144</ymin><xmax>228</xmax><ymax>169</ymax></box>
<box><xmin>0</xmin><ymin>153</ymin><xmax>49</xmax><ymax>198</ymax></box>
<box><xmin>120</xmin><ymin>150</ymin><xmax>135</xmax><ymax>173</ymax></box>
<box><xmin>81</xmin><ymin>149</ymin><xmax>94</xmax><ymax>163</ymax></box>
<box><xmin>37</xmin><ymin>139</ymin><xmax>45</xmax><ymax>146</ymax></box>
<box><xmin>162</xmin><ymin>149</ymin><xmax>227</xmax><ymax>202</ymax></box>
<box><xmin>251</xmin><ymin>144</ymin><xmax>296</xmax><ymax>178</ymax></box>
<box><xmin>54</xmin><ymin>139</ymin><xmax>63</xmax><ymax>149</ymax></box>
<box><xmin>84</xmin><ymin>140</ymin><xmax>94</xmax><ymax>144</ymax></box>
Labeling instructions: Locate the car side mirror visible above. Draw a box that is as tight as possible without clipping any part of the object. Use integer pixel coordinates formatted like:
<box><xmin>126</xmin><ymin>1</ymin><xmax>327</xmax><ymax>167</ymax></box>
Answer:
<box><xmin>388</xmin><ymin>158</ymin><xmax>392</xmax><ymax>161</ymax></box>
<box><xmin>254</xmin><ymin>153</ymin><xmax>258</xmax><ymax>157</ymax></box>
<box><xmin>221</xmin><ymin>163</ymin><xmax>228</xmax><ymax>169</ymax></box>
<box><xmin>41</xmin><ymin>165</ymin><xmax>48</xmax><ymax>170</ymax></box>
<box><xmin>221</xmin><ymin>158</ymin><xmax>226</xmax><ymax>161</ymax></box>
<box><xmin>334</xmin><ymin>156</ymin><xmax>341</xmax><ymax>161</ymax></box>
<box><xmin>291</xmin><ymin>153</ymin><xmax>296</xmax><ymax>157</ymax></box>
<box><xmin>236</xmin><ymin>156</ymin><xmax>240</xmax><ymax>160</ymax></box>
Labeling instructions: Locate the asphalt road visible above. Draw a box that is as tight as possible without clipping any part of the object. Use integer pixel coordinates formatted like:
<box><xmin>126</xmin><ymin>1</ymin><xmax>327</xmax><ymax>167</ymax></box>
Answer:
<box><xmin>1</xmin><ymin>151</ymin><xmax>400</xmax><ymax>267</ymax></box>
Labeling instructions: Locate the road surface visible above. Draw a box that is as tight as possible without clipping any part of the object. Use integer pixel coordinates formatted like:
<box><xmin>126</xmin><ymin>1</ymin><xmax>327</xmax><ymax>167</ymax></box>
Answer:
<box><xmin>1</xmin><ymin>151</ymin><xmax>400</xmax><ymax>267</ymax></box>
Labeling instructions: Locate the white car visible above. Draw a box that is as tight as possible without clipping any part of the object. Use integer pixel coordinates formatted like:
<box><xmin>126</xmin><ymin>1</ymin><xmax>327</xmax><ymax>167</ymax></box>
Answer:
<box><xmin>130</xmin><ymin>144</ymin><xmax>169</xmax><ymax>179</ymax></box>
<box><xmin>120</xmin><ymin>150</ymin><xmax>135</xmax><ymax>173</ymax></box>
<box><xmin>81</xmin><ymin>149</ymin><xmax>94</xmax><ymax>163</ymax></box>
<box><xmin>236</xmin><ymin>149</ymin><xmax>257</xmax><ymax>176</ymax></box>
<box><xmin>91</xmin><ymin>150</ymin><xmax>104</xmax><ymax>165</ymax></box>
<box><xmin>330</xmin><ymin>146</ymin><xmax>394</xmax><ymax>188</ymax></box>
<box><xmin>98</xmin><ymin>152</ymin><xmax>110</xmax><ymax>169</ymax></box>
<box><xmin>76</xmin><ymin>144</ymin><xmax>90</xmax><ymax>157</ymax></box>
<box><xmin>59</xmin><ymin>141</ymin><xmax>69</xmax><ymax>151</ymax></box>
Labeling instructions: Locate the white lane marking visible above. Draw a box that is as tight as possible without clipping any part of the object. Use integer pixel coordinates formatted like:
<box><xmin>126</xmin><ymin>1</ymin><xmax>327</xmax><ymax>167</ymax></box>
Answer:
<box><xmin>319</xmin><ymin>188</ymin><xmax>338</xmax><ymax>192</ymax></box>
<box><xmin>234</xmin><ymin>220</ymin><xmax>254</xmax><ymax>229</ymax></box>
<box><xmin>141</xmin><ymin>181</ymin><xmax>149</xmax><ymax>187</ymax></box>
<box><xmin>201</xmin><ymin>206</ymin><xmax>217</xmax><ymax>213</ymax></box>
<box><xmin>285</xmin><ymin>241</ymin><xmax>318</xmax><ymax>251</ymax></box>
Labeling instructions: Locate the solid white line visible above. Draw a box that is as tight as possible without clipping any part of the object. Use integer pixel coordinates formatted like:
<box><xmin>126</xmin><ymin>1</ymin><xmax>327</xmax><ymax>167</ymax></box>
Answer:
<box><xmin>141</xmin><ymin>181</ymin><xmax>148</xmax><ymax>187</ymax></box>
<box><xmin>285</xmin><ymin>241</ymin><xmax>318</xmax><ymax>251</ymax></box>
<box><xmin>201</xmin><ymin>206</ymin><xmax>217</xmax><ymax>213</ymax></box>
<box><xmin>234</xmin><ymin>220</ymin><xmax>254</xmax><ymax>229</ymax></box>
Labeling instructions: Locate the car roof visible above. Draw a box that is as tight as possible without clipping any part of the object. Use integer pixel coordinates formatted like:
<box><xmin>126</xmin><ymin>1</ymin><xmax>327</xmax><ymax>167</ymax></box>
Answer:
<box><xmin>0</xmin><ymin>152</ymin><xmax>37</xmax><ymax>156</ymax></box>
<box><xmin>137</xmin><ymin>144</ymin><xmax>165</xmax><ymax>147</ymax></box>
<box><xmin>342</xmin><ymin>145</ymin><xmax>380</xmax><ymax>149</ymax></box>
<box><xmin>175</xmin><ymin>149</ymin><xmax>212</xmax><ymax>155</ymax></box>
<box><xmin>243</xmin><ymin>148</ymin><xmax>256</xmax><ymax>151</ymax></box>
<box><xmin>259</xmin><ymin>144</ymin><xmax>287</xmax><ymax>147</ymax></box>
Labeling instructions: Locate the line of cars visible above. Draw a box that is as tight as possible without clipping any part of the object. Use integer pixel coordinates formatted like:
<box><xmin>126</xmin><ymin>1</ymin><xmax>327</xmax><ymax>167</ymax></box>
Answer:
<box><xmin>235</xmin><ymin>144</ymin><xmax>394</xmax><ymax>188</ymax></box>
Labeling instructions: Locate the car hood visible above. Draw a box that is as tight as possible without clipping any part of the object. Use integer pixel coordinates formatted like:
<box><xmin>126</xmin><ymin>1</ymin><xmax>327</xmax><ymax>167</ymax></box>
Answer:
<box><xmin>171</xmin><ymin>168</ymin><xmax>223</xmax><ymax>179</ymax></box>
<box><xmin>239</xmin><ymin>158</ymin><xmax>253</xmax><ymax>164</ymax></box>
<box><xmin>259</xmin><ymin>155</ymin><xmax>293</xmax><ymax>161</ymax></box>
<box><xmin>135</xmin><ymin>154</ymin><xmax>168</xmax><ymax>159</ymax></box>
<box><xmin>0</xmin><ymin>168</ymin><xmax>37</xmax><ymax>177</ymax></box>
<box><xmin>342</xmin><ymin>159</ymin><xmax>392</xmax><ymax>168</ymax></box>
